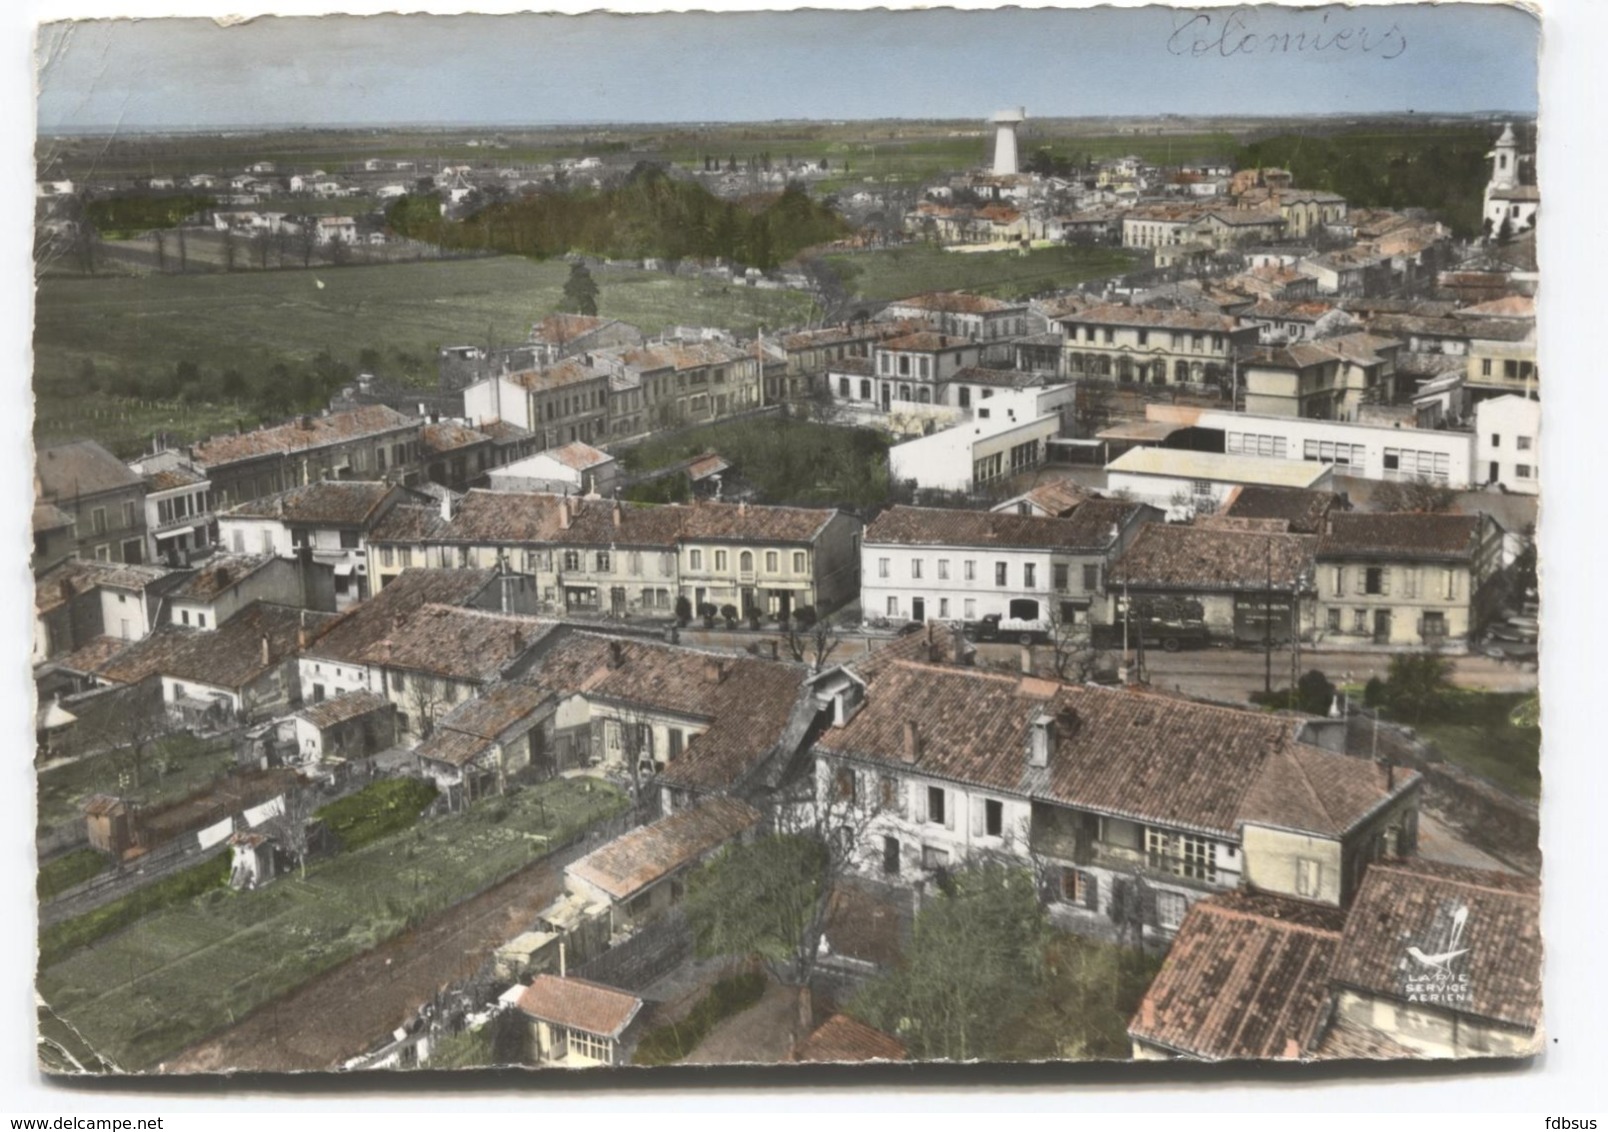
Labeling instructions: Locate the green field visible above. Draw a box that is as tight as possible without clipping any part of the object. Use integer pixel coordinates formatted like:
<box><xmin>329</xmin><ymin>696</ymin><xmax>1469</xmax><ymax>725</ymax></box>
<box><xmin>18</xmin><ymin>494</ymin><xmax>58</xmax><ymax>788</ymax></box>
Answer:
<box><xmin>34</xmin><ymin>256</ymin><xmax>814</xmax><ymax>457</ymax></box>
<box><xmin>37</xmin><ymin>848</ymin><xmax>109</xmax><ymax>902</ymax></box>
<box><xmin>38</xmin><ymin>775</ymin><xmax>625</xmax><ymax>1072</ymax></box>
<box><xmin>826</xmin><ymin>244</ymin><xmax>1139</xmax><ymax>305</ymax></box>
<box><xmin>37</xmin><ymin>734</ymin><xmax>236</xmax><ymax>834</ymax></box>
<box><xmin>619</xmin><ymin>416</ymin><xmax>892</xmax><ymax>509</ymax></box>
<box><xmin>1413</xmin><ymin>692</ymin><xmax>1541</xmax><ymax>800</ymax></box>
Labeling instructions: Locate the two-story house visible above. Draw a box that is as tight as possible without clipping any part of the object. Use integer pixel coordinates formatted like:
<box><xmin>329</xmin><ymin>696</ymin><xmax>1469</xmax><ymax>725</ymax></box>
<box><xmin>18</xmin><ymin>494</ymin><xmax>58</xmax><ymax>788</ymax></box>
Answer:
<box><xmin>218</xmin><ymin>481</ymin><xmax>424</xmax><ymax>607</ymax></box>
<box><xmin>1240</xmin><ymin>333</ymin><xmax>1402</xmax><ymax>420</ymax></box>
<box><xmin>165</xmin><ymin>553</ymin><xmax>336</xmax><ymax>630</ymax></box>
<box><xmin>861</xmin><ymin>500</ymin><xmax>1157</xmax><ymax>629</ymax></box>
<box><xmin>1111</xmin><ymin>521</ymin><xmax>1318</xmax><ymax>645</ymax></box>
<box><xmin>191</xmin><ymin>405</ymin><xmax>423</xmax><ymax>508</ymax></box>
<box><xmin>1314</xmin><ymin>512</ymin><xmax>1506</xmax><ymax>648</ymax></box>
<box><xmin>36</xmin><ymin>440</ymin><xmax>150</xmax><ymax>565</ymax></box>
<box><xmin>1057</xmin><ymin>306</ymin><xmax>1259</xmax><ymax>388</ymax></box>
<box><xmin>527</xmin><ymin>313</ymin><xmax>644</xmax><ymax>366</ymax></box>
<box><xmin>813</xmin><ymin>659</ymin><xmax>1421</xmax><ymax>951</ymax></box>
<box><xmin>854</xmin><ymin>333</ymin><xmax>983</xmax><ymax>412</ymax></box>
<box><xmin>675</xmin><ymin>499</ymin><xmax>862</xmax><ymax>621</ymax></box>
<box><xmin>879</xmin><ymin>292</ymin><xmax>1030</xmax><ymax>344</ymax></box>
<box><xmin>127</xmin><ymin>450</ymin><xmax>214</xmax><ymax>566</ymax></box>
<box><xmin>462</xmin><ymin>358</ymin><xmax>612</xmax><ymax>450</ymax></box>
<box><xmin>605</xmin><ymin>339</ymin><xmax>763</xmax><ymax>433</ymax></box>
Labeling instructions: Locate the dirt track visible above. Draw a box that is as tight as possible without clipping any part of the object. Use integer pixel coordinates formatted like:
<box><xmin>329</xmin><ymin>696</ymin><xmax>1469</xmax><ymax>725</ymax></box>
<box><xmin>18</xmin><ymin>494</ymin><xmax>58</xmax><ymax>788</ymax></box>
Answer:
<box><xmin>163</xmin><ymin>853</ymin><xmax>570</xmax><ymax>1074</ymax></box>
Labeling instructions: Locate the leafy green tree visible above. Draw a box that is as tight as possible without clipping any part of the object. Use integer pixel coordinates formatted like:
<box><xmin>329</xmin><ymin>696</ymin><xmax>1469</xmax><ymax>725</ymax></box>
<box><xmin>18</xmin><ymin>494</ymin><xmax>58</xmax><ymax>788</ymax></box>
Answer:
<box><xmin>1384</xmin><ymin>651</ymin><xmax>1455</xmax><ymax>723</ymax></box>
<box><xmin>683</xmin><ymin>833</ymin><xmax>830</xmax><ymax>987</ymax></box>
<box><xmin>561</xmin><ymin>261</ymin><xmax>600</xmax><ymax>316</ymax></box>
<box><xmin>1295</xmin><ymin>669</ymin><xmax>1337</xmax><ymax>716</ymax></box>
<box><xmin>851</xmin><ymin>861</ymin><xmax>1051</xmax><ymax>1062</ymax></box>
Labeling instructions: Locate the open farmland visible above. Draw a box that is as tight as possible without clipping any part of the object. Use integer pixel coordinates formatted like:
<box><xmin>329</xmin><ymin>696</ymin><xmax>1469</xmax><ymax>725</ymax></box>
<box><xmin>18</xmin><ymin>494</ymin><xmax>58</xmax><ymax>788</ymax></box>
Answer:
<box><xmin>33</xmin><ymin>256</ymin><xmax>814</xmax><ymax>456</ymax></box>
<box><xmin>37</xmin><ymin>776</ymin><xmax>626</xmax><ymax>1072</ymax></box>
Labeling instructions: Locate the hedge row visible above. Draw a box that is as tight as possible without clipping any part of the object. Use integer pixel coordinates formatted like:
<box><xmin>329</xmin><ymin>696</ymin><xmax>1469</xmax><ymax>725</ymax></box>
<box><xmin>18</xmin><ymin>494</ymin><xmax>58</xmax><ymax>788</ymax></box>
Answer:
<box><xmin>38</xmin><ymin>853</ymin><xmax>231</xmax><ymax>970</ymax></box>
<box><xmin>314</xmin><ymin>778</ymin><xmax>438</xmax><ymax>852</ymax></box>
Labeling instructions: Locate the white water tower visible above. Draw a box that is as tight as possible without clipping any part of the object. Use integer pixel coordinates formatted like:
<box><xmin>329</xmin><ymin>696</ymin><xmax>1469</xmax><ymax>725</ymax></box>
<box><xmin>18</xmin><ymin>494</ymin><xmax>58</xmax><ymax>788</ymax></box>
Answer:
<box><xmin>989</xmin><ymin>107</ymin><xmax>1026</xmax><ymax>176</ymax></box>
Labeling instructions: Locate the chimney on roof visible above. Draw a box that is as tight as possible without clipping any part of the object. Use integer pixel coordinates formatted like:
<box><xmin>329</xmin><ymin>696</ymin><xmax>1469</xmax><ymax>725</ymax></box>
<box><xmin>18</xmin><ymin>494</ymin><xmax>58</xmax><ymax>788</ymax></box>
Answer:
<box><xmin>607</xmin><ymin>640</ymin><xmax>624</xmax><ymax>669</ymax></box>
<box><xmin>767</xmin><ymin>640</ymin><xmax>779</xmax><ymax>661</ymax></box>
<box><xmin>440</xmin><ymin>491</ymin><xmax>455</xmax><ymax>523</ymax></box>
<box><xmin>703</xmin><ymin>657</ymin><xmax>727</xmax><ymax>685</ymax></box>
<box><xmin>559</xmin><ymin>497</ymin><xmax>572</xmax><ymax>530</ymax></box>
<box><xmin>611</xmin><ymin>500</ymin><xmax>622</xmax><ymax>529</ymax></box>
<box><xmin>952</xmin><ymin>624</ymin><xmax>971</xmax><ymax>667</ymax></box>
<box><xmin>901</xmin><ymin>720</ymin><xmax>921</xmax><ymax>764</ymax></box>
<box><xmin>260</xmin><ymin>634</ymin><xmax>271</xmax><ymax>667</ymax></box>
<box><xmin>1028</xmin><ymin>710</ymin><xmax>1055</xmax><ymax>769</ymax></box>
<box><xmin>1020</xmin><ymin>645</ymin><xmax>1034</xmax><ymax>674</ymax></box>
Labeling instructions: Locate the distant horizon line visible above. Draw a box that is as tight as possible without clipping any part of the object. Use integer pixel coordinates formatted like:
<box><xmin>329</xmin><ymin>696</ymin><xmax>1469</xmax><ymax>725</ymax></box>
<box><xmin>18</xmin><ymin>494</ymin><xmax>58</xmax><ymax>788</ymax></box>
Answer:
<box><xmin>38</xmin><ymin>109</ymin><xmax>1538</xmax><ymax>138</ymax></box>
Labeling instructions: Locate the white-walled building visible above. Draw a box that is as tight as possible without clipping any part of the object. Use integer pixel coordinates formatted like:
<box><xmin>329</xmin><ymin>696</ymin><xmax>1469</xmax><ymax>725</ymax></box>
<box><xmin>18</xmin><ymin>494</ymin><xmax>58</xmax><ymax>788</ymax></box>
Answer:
<box><xmin>888</xmin><ymin>389</ymin><xmax>1065</xmax><ymax>495</ymax></box>
<box><xmin>1106</xmin><ymin>448</ymin><xmax>1336</xmax><ymax>522</ymax></box>
<box><xmin>485</xmin><ymin>442</ymin><xmax>619</xmax><ymax>497</ymax></box>
<box><xmin>1473</xmin><ymin>394</ymin><xmax>1540</xmax><ymax>496</ymax></box>
<box><xmin>860</xmin><ymin>499</ymin><xmax>1157</xmax><ymax>628</ymax></box>
<box><xmin>1139</xmin><ymin>405</ymin><xmax>1477</xmax><ymax>488</ymax></box>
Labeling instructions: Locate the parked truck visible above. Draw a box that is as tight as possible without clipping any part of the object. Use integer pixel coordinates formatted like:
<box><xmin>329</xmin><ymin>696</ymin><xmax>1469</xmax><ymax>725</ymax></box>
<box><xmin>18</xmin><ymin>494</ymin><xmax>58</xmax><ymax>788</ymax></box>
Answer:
<box><xmin>968</xmin><ymin>613</ymin><xmax>1054</xmax><ymax>645</ymax></box>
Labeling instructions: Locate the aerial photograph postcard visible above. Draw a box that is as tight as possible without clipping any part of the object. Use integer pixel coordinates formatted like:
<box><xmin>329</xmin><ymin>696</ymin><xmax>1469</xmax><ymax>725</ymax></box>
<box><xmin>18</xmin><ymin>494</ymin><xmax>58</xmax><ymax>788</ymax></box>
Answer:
<box><xmin>28</xmin><ymin>2</ymin><xmax>1544</xmax><ymax>1078</ymax></box>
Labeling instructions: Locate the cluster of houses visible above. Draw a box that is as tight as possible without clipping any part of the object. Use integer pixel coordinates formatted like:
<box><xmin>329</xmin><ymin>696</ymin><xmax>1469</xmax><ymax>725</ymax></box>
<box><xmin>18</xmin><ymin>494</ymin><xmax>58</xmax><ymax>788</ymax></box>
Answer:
<box><xmin>33</xmin><ymin>121</ymin><xmax>1542</xmax><ymax>1070</ymax></box>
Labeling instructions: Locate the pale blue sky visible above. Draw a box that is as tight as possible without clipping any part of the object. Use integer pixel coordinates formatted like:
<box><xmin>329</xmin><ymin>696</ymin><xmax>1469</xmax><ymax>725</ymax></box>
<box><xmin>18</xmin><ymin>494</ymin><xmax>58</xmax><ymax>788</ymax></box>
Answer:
<box><xmin>36</xmin><ymin>5</ymin><xmax>1538</xmax><ymax>132</ymax></box>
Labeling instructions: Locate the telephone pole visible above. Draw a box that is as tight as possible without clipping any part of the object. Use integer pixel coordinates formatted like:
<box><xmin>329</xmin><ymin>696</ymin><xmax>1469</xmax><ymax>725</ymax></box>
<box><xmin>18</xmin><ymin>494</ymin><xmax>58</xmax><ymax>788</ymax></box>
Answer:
<box><xmin>1264</xmin><ymin>535</ymin><xmax>1274</xmax><ymax>695</ymax></box>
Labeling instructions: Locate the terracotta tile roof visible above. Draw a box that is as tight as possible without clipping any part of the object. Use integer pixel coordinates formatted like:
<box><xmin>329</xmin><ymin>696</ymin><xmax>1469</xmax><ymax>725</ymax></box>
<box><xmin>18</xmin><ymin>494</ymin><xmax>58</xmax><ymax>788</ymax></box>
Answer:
<box><xmin>301</xmin><ymin>568</ymin><xmax>499</xmax><ymax>664</ymax></box>
<box><xmin>1238</xmin><ymin>744</ymin><xmax>1418</xmax><ymax>838</ymax></box>
<box><xmin>366</xmin><ymin>502</ymin><xmax>451</xmax><ymax>544</ymax></box>
<box><xmin>168</xmin><ymin>554</ymin><xmax>276</xmax><ymax>602</ymax></box>
<box><xmin>145</xmin><ymin>466</ymin><xmax>208</xmax><ymax>492</ymax></box>
<box><xmin>616</xmin><ymin>340</ymin><xmax>749</xmax><ymax>373</ymax></box>
<box><xmin>878</xmin><ymin>332</ymin><xmax>977</xmax><ymax>353</ymax></box>
<box><xmin>826</xmin><ymin>356</ymin><xmax>875</xmax><ymax>376</ymax></box>
<box><xmin>1222</xmin><ymin>487</ymin><xmax>1341</xmax><ymax>535</ymax></box>
<box><xmin>507</xmin><ymin>359</ymin><xmax>611</xmax><ymax>394</ymax></box>
<box><xmin>1329</xmin><ymin>859</ymin><xmax>1541</xmax><ymax>1031</ymax></box>
<box><xmin>822</xmin><ymin>664</ymin><xmax>1266</xmax><ymax>837</ymax></box>
<box><xmin>1317</xmin><ymin>514</ymin><xmax>1481</xmax><ymax>562</ymax></box>
<box><xmin>1057</xmin><ymin>304</ymin><xmax>1246</xmax><ymax>334</ymax></box>
<box><xmin>55</xmin><ymin>635</ymin><xmax>134</xmax><ymax>675</ymax></box>
<box><xmin>192</xmin><ymin>406</ymin><xmax>416</xmax><ymax>469</ymax></box>
<box><xmin>853</xmin><ymin>622</ymin><xmax>975</xmax><ymax>679</ymax></box>
<box><xmin>413</xmin><ymin>726</ymin><xmax>494</xmax><ymax>770</ymax></box>
<box><xmin>548</xmin><ymin>441</ymin><xmax>612</xmax><ymax>471</ymax></box>
<box><xmin>294</xmin><ymin>689</ymin><xmax>390</xmax><ymax>731</ymax></box>
<box><xmin>792</xmin><ymin>1014</ymin><xmax>907</xmax><ymax>1063</ymax></box>
<box><xmin>566</xmin><ymin>797</ymin><xmax>761</xmax><ymax>901</ymax></box>
<box><xmin>441</xmin><ymin>491</ymin><xmax>684</xmax><ymax>549</ymax></box>
<box><xmin>686</xmin><ymin>453</ymin><xmax>730</xmax><ymax>481</ymax></box>
<box><xmin>34</xmin><ymin>560</ymin><xmax>173</xmax><ymax>614</ymax></box>
<box><xmin>95</xmin><ymin>602</ymin><xmax>339</xmax><ymax>691</ymax></box>
<box><xmin>516</xmin><ymin>974</ymin><xmax>642</xmax><ymax>1038</ymax></box>
<box><xmin>1455</xmin><ymin>295</ymin><xmax>1534</xmax><ymax>320</ymax></box>
<box><xmin>778</xmin><ymin>324</ymin><xmax>883</xmax><ymax>351</ymax></box>
<box><xmin>886</xmin><ymin>291</ymin><xmax>1023</xmax><ymax>315</ymax></box>
<box><xmin>865</xmin><ymin>503</ymin><xmax>1131</xmax><ymax>553</ymax></box>
<box><xmin>223</xmin><ymin>481</ymin><xmax>398</xmax><ymax>526</ymax></box>
<box><xmin>368</xmin><ymin>604</ymin><xmax>552</xmax><ymax>683</ymax></box>
<box><xmin>478</xmin><ymin>420</ymin><xmax>536</xmax><ymax>445</ymax></box>
<box><xmin>420</xmin><ymin>421</ymin><xmax>490</xmax><ymax>455</ymax></box>
<box><xmin>36</xmin><ymin>439</ymin><xmax>144</xmax><ymax>499</ymax></box>
<box><xmin>1114</xmin><ymin>524</ymin><xmax>1316</xmax><ymax>592</ymax></box>
<box><xmin>1244</xmin><ymin>342</ymin><xmax>1344</xmax><ymax>370</ymax></box>
<box><xmin>1245</xmin><ymin>299</ymin><xmax>1334</xmax><ymax>323</ymax></box>
<box><xmin>33</xmin><ymin>502</ymin><xmax>74</xmax><ymax>533</ymax></box>
<box><xmin>530</xmin><ymin>313</ymin><xmax>608</xmax><ymax>343</ymax></box>
<box><xmin>431</xmin><ymin>681</ymin><xmax>550</xmax><ymax>744</ymax></box>
<box><xmin>1129</xmin><ymin>892</ymin><xmax>1343</xmax><ymax>1060</ymax></box>
<box><xmin>676</xmin><ymin>499</ymin><xmax>838</xmax><ymax>544</ymax></box>
<box><xmin>1002</xmin><ymin>480</ymin><xmax>1091</xmax><ymax>517</ymax></box>
<box><xmin>586</xmin><ymin>641</ymin><xmax>812</xmax><ymax>793</ymax></box>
